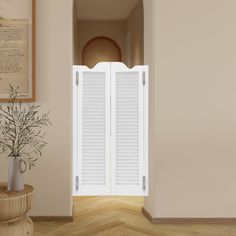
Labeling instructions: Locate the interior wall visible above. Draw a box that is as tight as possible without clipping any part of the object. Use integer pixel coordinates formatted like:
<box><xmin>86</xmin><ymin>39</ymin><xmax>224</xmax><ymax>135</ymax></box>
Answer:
<box><xmin>125</xmin><ymin>0</ymin><xmax>144</xmax><ymax>68</ymax></box>
<box><xmin>143</xmin><ymin>0</ymin><xmax>157</xmax><ymax>217</ymax></box>
<box><xmin>144</xmin><ymin>0</ymin><xmax>236</xmax><ymax>218</ymax></box>
<box><xmin>77</xmin><ymin>20</ymin><xmax>126</xmax><ymax>65</ymax></box>
<box><xmin>73</xmin><ymin>0</ymin><xmax>79</xmax><ymax>64</ymax></box>
<box><xmin>3</xmin><ymin>0</ymin><xmax>235</xmax><ymax>219</ymax></box>
<box><xmin>0</xmin><ymin>0</ymin><xmax>73</xmax><ymax>217</ymax></box>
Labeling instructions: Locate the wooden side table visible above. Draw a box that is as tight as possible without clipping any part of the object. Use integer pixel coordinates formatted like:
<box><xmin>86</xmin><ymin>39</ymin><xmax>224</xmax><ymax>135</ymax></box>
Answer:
<box><xmin>0</xmin><ymin>183</ymin><xmax>34</xmax><ymax>236</ymax></box>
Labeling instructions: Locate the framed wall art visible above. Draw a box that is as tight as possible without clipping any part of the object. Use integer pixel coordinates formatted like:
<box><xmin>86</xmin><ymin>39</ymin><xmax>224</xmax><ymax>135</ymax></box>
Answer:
<box><xmin>0</xmin><ymin>0</ymin><xmax>35</xmax><ymax>102</ymax></box>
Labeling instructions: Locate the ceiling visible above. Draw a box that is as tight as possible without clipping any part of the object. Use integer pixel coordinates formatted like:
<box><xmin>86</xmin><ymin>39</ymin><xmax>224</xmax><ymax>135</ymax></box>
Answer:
<box><xmin>76</xmin><ymin>0</ymin><xmax>140</xmax><ymax>20</ymax></box>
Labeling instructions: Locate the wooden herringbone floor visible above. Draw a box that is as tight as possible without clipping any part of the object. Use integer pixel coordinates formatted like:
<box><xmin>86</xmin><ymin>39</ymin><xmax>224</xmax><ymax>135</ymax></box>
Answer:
<box><xmin>34</xmin><ymin>197</ymin><xmax>236</xmax><ymax>236</ymax></box>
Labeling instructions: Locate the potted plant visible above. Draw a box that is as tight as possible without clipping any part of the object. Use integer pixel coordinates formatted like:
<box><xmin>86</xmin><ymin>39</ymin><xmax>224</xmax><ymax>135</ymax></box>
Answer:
<box><xmin>0</xmin><ymin>85</ymin><xmax>51</xmax><ymax>191</ymax></box>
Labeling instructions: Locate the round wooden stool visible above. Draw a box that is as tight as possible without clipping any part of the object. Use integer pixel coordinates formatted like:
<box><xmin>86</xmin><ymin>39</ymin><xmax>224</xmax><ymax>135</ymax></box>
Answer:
<box><xmin>0</xmin><ymin>183</ymin><xmax>34</xmax><ymax>236</ymax></box>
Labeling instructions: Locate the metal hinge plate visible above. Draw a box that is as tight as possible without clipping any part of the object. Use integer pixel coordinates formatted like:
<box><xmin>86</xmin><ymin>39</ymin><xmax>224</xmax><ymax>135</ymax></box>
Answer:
<box><xmin>76</xmin><ymin>71</ymin><xmax>79</xmax><ymax>86</ymax></box>
<box><xmin>142</xmin><ymin>176</ymin><xmax>146</xmax><ymax>191</ymax></box>
<box><xmin>76</xmin><ymin>176</ymin><xmax>79</xmax><ymax>191</ymax></box>
<box><xmin>142</xmin><ymin>71</ymin><xmax>145</xmax><ymax>86</ymax></box>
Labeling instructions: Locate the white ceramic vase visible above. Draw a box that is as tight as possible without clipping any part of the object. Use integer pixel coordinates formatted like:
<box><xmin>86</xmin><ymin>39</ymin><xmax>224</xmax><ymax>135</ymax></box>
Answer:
<box><xmin>7</xmin><ymin>157</ymin><xmax>27</xmax><ymax>191</ymax></box>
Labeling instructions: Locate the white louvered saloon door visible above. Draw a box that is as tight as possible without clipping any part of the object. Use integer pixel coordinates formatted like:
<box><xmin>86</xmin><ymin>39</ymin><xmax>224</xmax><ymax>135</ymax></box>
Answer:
<box><xmin>111</xmin><ymin>63</ymin><xmax>148</xmax><ymax>196</ymax></box>
<box><xmin>73</xmin><ymin>63</ymin><xmax>111</xmax><ymax>195</ymax></box>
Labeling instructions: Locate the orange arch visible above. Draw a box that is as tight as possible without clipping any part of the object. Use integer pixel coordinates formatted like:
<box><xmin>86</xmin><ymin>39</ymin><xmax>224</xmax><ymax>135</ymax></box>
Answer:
<box><xmin>82</xmin><ymin>36</ymin><xmax>122</xmax><ymax>66</ymax></box>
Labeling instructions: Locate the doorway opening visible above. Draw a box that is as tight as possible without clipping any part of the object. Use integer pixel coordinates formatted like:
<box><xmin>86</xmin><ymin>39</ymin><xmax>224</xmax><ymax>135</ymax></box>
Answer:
<box><xmin>73</xmin><ymin>0</ymin><xmax>145</xmax><ymax>217</ymax></box>
<box><xmin>73</xmin><ymin>0</ymin><xmax>144</xmax><ymax>68</ymax></box>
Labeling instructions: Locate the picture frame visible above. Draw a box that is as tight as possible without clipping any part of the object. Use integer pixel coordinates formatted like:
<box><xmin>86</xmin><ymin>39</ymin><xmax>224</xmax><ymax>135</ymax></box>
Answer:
<box><xmin>0</xmin><ymin>0</ymin><xmax>35</xmax><ymax>102</ymax></box>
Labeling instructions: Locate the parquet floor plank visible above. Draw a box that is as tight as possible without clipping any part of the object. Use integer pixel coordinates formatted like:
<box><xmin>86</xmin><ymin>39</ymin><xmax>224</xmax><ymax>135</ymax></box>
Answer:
<box><xmin>34</xmin><ymin>197</ymin><xmax>236</xmax><ymax>236</ymax></box>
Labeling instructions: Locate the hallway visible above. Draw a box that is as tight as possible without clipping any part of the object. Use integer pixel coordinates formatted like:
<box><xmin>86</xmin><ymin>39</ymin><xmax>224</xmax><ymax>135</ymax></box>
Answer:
<box><xmin>34</xmin><ymin>197</ymin><xmax>236</xmax><ymax>235</ymax></box>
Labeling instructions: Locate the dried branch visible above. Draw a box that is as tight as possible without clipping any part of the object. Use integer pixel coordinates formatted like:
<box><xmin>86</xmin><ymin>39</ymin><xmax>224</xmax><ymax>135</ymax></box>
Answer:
<box><xmin>0</xmin><ymin>85</ymin><xmax>52</xmax><ymax>170</ymax></box>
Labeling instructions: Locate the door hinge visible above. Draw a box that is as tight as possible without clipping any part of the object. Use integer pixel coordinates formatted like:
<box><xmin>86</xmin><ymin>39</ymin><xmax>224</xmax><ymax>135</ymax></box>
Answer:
<box><xmin>142</xmin><ymin>71</ymin><xmax>145</xmax><ymax>86</ymax></box>
<box><xmin>142</xmin><ymin>176</ymin><xmax>146</xmax><ymax>191</ymax></box>
<box><xmin>76</xmin><ymin>176</ymin><xmax>79</xmax><ymax>191</ymax></box>
<box><xmin>76</xmin><ymin>71</ymin><xmax>79</xmax><ymax>86</ymax></box>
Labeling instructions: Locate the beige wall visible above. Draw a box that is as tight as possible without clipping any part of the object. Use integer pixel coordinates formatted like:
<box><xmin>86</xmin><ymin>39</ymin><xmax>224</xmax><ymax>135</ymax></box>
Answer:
<box><xmin>1</xmin><ymin>0</ymin><xmax>236</xmax><ymax>219</ymax></box>
<box><xmin>143</xmin><ymin>0</ymin><xmax>157</xmax><ymax>217</ymax></box>
<box><xmin>73</xmin><ymin>0</ymin><xmax>79</xmax><ymax>64</ymax></box>
<box><xmin>144</xmin><ymin>0</ymin><xmax>236</xmax><ymax>218</ymax></box>
<box><xmin>0</xmin><ymin>0</ymin><xmax>73</xmax><ymax>217</ymax></box>
<box><xmin>77</xmin><ymin>20</ymin><xmax>126</xmax><ymax>65</ymax></box>
<box><xmin>125</xmin><ymin>1</ymin><xmax>144</xmax><ymax>68</ymax></box>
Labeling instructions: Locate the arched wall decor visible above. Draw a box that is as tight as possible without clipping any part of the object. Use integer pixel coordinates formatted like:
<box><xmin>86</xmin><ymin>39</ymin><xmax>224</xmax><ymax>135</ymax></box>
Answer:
<box><xmin>82</xmin><ymin>36</ymin><xmax>122</xmax><ymax>68</ymax></box>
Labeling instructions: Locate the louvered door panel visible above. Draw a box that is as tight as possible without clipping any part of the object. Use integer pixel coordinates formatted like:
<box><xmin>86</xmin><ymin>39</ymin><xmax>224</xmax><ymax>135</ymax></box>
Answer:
<box><xmin>111</xmin><ymin>63</ymin><xmax>148</xmax><ymax>196</ymax></box>
<box><xmin>116</xmin><ymin>72</ymin><xmax>140</xmax><ymax>186</ymax></box>
<box><xmin>75</xmin><ymin>63</ymin><xmax>110</xmax><ymax>195</ymax></box>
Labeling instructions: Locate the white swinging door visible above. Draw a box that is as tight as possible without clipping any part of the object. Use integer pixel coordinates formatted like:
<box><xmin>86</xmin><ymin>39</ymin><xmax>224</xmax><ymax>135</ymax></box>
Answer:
<box><xmin>73</xmin><ymin>63</ymin><xmax>111</xmax><ymax>195</ymax></box>
<box><xmin>73</xmin><ymin>62</ymin><xmax>148</xmax><ymax>196</ymax></box>
<box><xmin>111</xmin><ymin>63</ymin><xmax>148</xmax><ymax>195</ymax></box>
